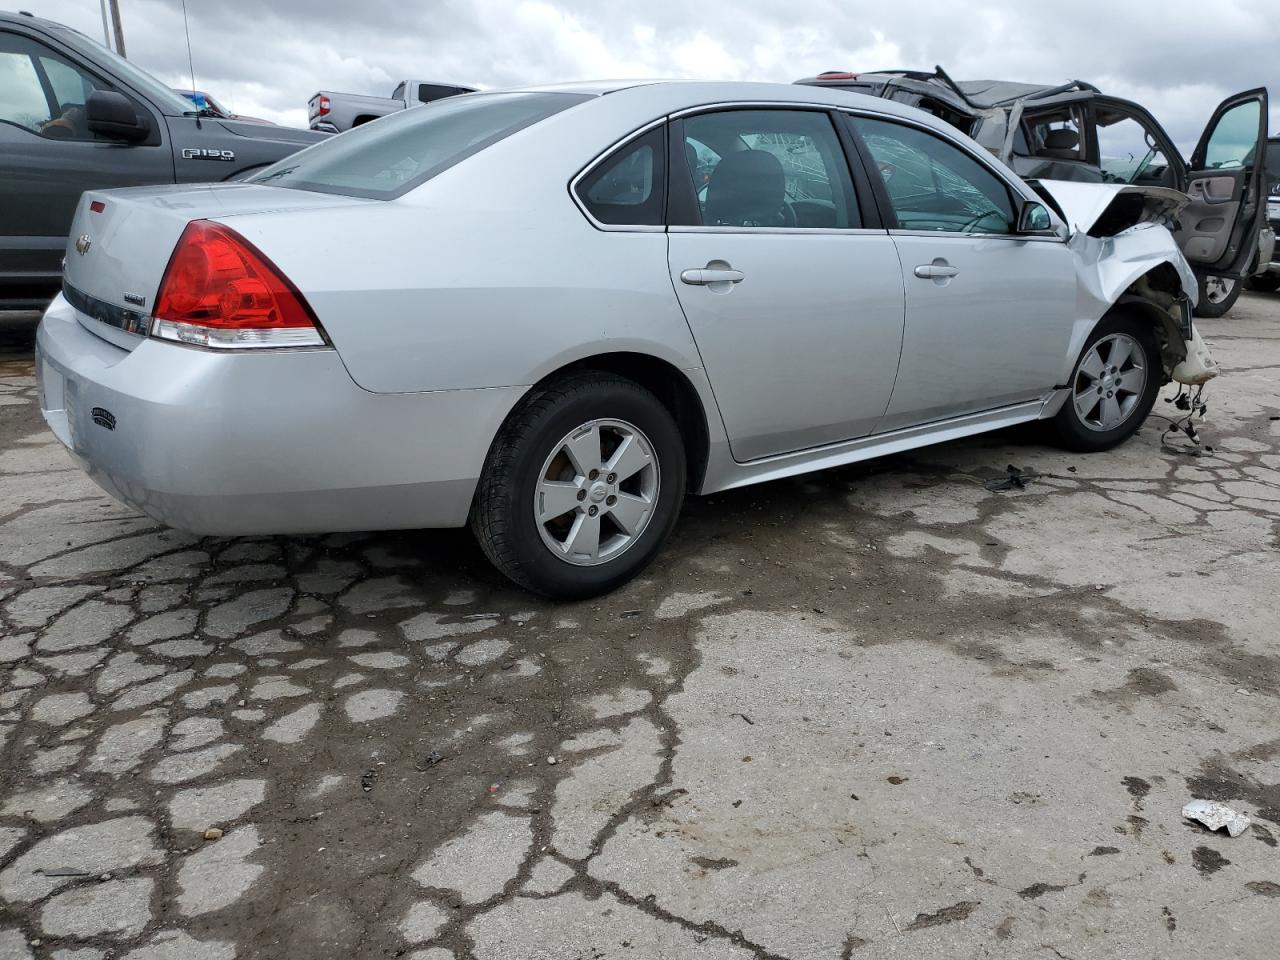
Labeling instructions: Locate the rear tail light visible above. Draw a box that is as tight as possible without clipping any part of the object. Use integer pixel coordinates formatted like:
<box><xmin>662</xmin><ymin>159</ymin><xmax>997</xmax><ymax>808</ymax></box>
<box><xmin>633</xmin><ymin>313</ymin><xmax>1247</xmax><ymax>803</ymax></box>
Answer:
<box><xmin>817</xmin><ymin>70</ymin><xmax>858</xmax><ymax>80</ymax></box>
<box><xmin>151</xmin><ymin>220</ymin><xmax>327</xmax><ymax>349</ymax></box>
<box><xmin>317</xmin><ymin>95</ymin><xmax>330</xmax><ymax>116</ymax></box>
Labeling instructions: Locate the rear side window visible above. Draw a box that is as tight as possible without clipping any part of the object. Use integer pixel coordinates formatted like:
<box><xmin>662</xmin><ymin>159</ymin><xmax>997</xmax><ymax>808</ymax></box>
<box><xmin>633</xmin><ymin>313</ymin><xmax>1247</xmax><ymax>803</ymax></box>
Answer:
<box><xmin>575</xmin><ymin>126</ymin><xmax>666</xmax><ymax>227</ymax></box>
<box><xmin>253</xmin><ymin>92</ymin><xmax>589</xmax><ymax>199</ymax></box>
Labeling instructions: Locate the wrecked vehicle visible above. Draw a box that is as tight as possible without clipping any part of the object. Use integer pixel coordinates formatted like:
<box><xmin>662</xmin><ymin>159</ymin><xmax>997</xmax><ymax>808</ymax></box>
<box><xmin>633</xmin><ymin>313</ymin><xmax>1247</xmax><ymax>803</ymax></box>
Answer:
<box><xmin>1246</xmin><ymin>136</ymin><xmax>1280</xmax><ymax>293</ymax></box>
<box><xmin>37</xmin><ymin>81</ymin><xmax>1219</xmax><ymax>598</ymax></box>
<box><xmin>797</xmin><ymin>69</ymin><xmax>1271</xmax><ymax>317</ymax></box>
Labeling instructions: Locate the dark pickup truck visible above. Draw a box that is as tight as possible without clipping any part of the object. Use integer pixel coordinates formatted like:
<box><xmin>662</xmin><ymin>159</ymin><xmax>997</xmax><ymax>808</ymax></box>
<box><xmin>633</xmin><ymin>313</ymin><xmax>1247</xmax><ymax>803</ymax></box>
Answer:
<box><xmin>0</xmin><ymin>11</ymin><xmax>327</xmax><ymax>310</ymax></box>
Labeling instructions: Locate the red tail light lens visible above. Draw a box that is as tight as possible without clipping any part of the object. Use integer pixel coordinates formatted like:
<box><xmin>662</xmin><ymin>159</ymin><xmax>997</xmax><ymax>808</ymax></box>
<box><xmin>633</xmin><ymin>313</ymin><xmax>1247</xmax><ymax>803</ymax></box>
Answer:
<box><xmin>317</xmin><ymin>95</ymin><xmax>330</xmax><ymax>116</ymax></box>
<box><xmin>151</xmin><ymin>220</ymin><xmax>325</xmax><ymax>349</ymax></box>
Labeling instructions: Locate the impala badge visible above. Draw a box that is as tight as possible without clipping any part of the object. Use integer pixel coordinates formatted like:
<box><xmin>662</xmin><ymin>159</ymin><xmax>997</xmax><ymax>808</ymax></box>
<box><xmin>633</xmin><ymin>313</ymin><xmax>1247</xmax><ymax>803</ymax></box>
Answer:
<box><xmin>123</xmin><ymin>292</ymin><xmax>146</xmax><ymax>306</ymax></box>
<box><xmin>75</xmin><ymin>234</ymin><xmax>92</xmax><ymax>255</ymax></box>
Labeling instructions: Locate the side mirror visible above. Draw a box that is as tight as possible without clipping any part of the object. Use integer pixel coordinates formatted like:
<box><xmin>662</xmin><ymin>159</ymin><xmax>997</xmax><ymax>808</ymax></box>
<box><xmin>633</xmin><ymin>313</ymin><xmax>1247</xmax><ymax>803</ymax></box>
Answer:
<box><xmin>1018</xmin><ymin>200</ymin><xmax>1070</xmax><ymax>240</ymax></box>
<box><xmin>86</xmin><ymin>90</ymin><xmax>150</xmax><ymax>143</ymax></box>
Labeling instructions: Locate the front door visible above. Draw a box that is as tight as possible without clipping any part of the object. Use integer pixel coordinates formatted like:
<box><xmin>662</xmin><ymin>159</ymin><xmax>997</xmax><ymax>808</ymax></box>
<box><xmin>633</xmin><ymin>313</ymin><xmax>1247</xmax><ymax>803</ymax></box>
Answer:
<box><xmin>666</xmin><ymin>108</ymin><xmax>906</xmax><ymax>462</ymax></box>
<box><xmin>849</xmin><ymin>115</ymin><xmax>1077</xmax><ymax>429</ymax></box>
<box><xmin>1176</xmin><ymin>88</ymin><xmax>1270</xmax><ymax>279</ymax></box>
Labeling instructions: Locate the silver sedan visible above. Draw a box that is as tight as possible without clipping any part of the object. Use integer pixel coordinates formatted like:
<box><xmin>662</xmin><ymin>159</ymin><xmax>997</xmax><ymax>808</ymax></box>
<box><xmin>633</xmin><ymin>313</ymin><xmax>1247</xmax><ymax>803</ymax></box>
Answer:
<box><xmin>37</xmin><ymin>80</ymin><xmax>1214</xmax><ymax>597</ymax></box>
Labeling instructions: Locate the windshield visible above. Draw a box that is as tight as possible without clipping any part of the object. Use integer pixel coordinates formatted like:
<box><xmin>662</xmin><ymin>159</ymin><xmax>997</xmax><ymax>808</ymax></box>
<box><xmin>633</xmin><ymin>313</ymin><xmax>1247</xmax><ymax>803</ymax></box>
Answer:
<box><xmin>253</xmin><ymin>91</ymin><xmax>589</xmax><ymax>199</ymax></box>
<box><xmin>57</xmin><ymin>27</ymin><xmax>196</xmax><ymax>115</ymax></box>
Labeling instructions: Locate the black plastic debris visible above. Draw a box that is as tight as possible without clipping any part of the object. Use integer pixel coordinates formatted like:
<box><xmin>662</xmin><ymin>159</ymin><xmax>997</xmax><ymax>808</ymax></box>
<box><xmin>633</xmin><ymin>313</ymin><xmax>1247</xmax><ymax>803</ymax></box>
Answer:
<box><xmin>985</xmin><ymin>464</ymin><xmax>1039</xmax><ymax>492</ymax></box>
<box><xmin>414</xmin><ymin>750</ymin><xmax>444</xmax><ymax>772</ymax></box>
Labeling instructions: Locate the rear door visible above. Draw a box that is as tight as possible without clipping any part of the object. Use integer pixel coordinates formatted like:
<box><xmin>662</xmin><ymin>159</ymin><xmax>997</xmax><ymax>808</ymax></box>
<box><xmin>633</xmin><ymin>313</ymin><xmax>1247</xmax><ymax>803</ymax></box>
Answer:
<box><xmin>1175</xmin><ymin>88</ymin><xmax>1269</xmax><ymax>278</ymax></box>
<box><xmin>665</xmin><ymin>107</ymin><xmax>906</xmax><ymax>462</ymax></box>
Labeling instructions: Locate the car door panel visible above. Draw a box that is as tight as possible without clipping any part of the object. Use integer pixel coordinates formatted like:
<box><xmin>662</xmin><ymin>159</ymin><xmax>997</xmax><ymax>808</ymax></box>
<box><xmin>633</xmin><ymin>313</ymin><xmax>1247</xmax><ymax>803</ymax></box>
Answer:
<box><xmin>664</xmin><ymin>108</ymin><xmax>905</xmax><ymax>463</ymax></box>
<box><xmin>877</xmin><ymin>235</ymin><xmax>1075</xmax><ymax>429</ymax></box>
<box><xmin>849</xmin><ymin>114</ymin><xmax>1077</xmax><ymax>428</ymax></box>
<box><xmin>669</xmin><ymin>232</ymin><xmax>906</xmax><ymax>461</ymax></box>
<box><xmin>1175</xmin><ymin>88</ymin><xmax>1269</xmax><ymax>277</ymax></box>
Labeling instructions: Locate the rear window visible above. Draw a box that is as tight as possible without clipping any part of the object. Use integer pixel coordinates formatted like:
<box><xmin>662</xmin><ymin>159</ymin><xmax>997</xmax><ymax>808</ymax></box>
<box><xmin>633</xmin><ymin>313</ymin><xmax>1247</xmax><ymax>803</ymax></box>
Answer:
<box><xmin>253</xmin><ymin>91</ymin><xmax>589</xmax><ymax>199</ymax></box>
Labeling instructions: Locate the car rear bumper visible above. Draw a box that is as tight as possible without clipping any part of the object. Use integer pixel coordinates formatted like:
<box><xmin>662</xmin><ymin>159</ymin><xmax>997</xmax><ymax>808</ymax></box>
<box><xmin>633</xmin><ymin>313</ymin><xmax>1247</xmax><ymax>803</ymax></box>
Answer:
<box><xmin>36</xmin><ymin>294</ymin><xmax>523</xmax><ymax>535</ymax></box>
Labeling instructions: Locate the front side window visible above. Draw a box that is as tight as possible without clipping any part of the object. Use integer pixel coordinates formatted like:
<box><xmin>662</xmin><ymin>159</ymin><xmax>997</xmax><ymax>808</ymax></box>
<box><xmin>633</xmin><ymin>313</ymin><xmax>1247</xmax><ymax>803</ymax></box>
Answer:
<box><xmin>856</xmin><ymin>117</ymin><xmax>1015</xmax><ymax>235</ymax></box>
<box><xmin>672</xmin><ymin>109</ymin><xmax>859</xmax><ymax>229</ymax></box>
<box><xmin>253</xmin><ymin>91</ymin><xmax>589</xmax><ymax>199</ymax></box>
<box><xmin>1095</xmin><ymin>107</ymin><xmax>1173</xmax><ymax>187</ymax></box>
<box><xmin>575</xmin><ymin>126</ymin><xmax>665</xmax><ymax>226</ymax></box>
<box><xmin>1203</xmin><ymin>99</ymin><xmax>1261</xmax><ymax>170</ymax></box>
<box><xmin>0</xmin><ymin>31</ymin><xmax>105</xmax><ymax>141</ymax></box>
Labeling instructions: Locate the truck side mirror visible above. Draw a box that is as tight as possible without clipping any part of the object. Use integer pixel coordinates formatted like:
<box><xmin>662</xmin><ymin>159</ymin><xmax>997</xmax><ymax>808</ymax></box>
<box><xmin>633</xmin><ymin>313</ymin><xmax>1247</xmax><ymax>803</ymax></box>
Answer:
<box><xmin>87</xmin><ymin>90</ymin><xmax>151</xmax><ymax>143</ymax></box>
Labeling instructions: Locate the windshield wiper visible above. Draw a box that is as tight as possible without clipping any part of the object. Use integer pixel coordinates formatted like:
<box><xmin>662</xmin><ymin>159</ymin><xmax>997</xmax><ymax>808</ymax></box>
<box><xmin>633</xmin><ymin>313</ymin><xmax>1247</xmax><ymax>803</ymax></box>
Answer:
<box><xmin>254</xmin><ymin>165</ymin><xmax>298</xmax><ymax>183</ymax></box>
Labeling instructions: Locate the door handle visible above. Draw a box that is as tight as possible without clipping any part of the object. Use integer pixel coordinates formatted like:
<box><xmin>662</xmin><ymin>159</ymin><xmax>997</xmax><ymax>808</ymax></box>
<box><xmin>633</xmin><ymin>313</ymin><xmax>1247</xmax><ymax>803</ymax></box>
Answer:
<box><xmin>681</xmin><ymin>267</ymin><xmax>745</xmax><ymax>285</ymax></box>
<box><xmin>914</xmin><ymin>264</ymin><xmax>959</xmax><ymax>279</ymax></box>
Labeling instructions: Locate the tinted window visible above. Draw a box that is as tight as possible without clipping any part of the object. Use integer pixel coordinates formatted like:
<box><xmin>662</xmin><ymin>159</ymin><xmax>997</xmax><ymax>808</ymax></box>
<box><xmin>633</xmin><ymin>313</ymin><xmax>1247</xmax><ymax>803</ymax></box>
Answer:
<box><xmin>671</xmin><ymin>110</ymin><xmax>858</xmax><ymax>229</ymax></box>
<box><xmin>254</xmin><ymin>92</ymin><xmax>589</xmax><ymax>199</ymax></box>
<box><xmin>0</xmin><ymin>37</ymin><xmax>50</xmax><ymax>133</ymax></box>
<box><xmin>576</xmin><ymin>126</ymin><xmax>665</xmax><ymax>226</ymax></box>
<box><xmin>1203</xmin><ymin>99</ymin><xmax>1261</xmax><ymax>169</ymax></box>
<box><xmin>856</xmin><ymin>117</ymin><xmax>1014</xmax><ymax>234</ymax></box>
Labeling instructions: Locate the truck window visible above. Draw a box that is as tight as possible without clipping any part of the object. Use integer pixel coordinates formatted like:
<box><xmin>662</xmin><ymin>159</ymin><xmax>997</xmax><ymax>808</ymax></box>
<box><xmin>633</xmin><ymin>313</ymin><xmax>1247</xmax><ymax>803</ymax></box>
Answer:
<box><xmin>253</xmin><ymin>91</ymin><xmax>590</xmax><ymax>200</ymax></box>
<box><xmin>0</xmin><ymin>32</ymin><xmax>103</xmax><ymax>141</ymax></box>
<box><xmin>391</xmin><ymin>82</ymin><xmax>406</xmax><ymax>101</ymax></box>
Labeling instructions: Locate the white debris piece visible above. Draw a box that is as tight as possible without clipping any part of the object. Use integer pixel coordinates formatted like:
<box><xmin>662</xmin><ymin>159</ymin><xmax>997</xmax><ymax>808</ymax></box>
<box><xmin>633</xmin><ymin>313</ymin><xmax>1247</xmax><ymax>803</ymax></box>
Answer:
<box><xmin>1172</xmin><ymin>326</ymin><xmax>1220</xmax><ymax>385</ymax></box>
<box><xmin>1182</xmin><ymin>799</ymin><xmax>1250</xmax><ymax>837</ymax></box>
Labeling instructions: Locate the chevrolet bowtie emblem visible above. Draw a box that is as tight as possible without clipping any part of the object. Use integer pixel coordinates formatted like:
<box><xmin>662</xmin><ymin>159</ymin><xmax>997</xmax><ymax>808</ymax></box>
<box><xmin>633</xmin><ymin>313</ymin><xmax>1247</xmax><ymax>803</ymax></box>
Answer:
<box><xmin>75</xmin><ymin>234</ymin><xmax>92</xmax><ymax>255</ymax></box>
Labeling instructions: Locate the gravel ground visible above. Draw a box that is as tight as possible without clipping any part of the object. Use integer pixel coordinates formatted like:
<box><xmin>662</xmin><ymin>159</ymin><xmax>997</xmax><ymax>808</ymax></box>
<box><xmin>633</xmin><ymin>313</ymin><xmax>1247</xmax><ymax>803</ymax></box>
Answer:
<box><xmin>1</xmin><ymin>295</ymin><xmax>1278</xmax><ymax>960</ymax></box>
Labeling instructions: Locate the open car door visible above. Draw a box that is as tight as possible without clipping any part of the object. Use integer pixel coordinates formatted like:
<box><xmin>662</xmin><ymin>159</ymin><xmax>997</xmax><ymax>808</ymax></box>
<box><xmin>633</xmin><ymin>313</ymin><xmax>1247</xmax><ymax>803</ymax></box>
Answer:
<box><xmin>1176</xmin><ymin>87</ymin><xmax>1269</xmax><ymax>280</ymax></box>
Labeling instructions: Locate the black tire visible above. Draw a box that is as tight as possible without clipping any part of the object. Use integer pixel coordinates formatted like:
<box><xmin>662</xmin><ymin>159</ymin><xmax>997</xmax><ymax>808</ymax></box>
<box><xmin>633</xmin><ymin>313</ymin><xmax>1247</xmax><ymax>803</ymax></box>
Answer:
<box><xmin>1246</xmin><ymin>274</ymin><xmax>1280</xmax><ymax>293</ymax></box>
<box><xmin>1193</xmin><ymin>274</ymin><xmax>1242</xmax><ymax>318</ymax></box>
<box><xmin>1047</xmin><ymin>312</ymin><xmax>1161</xmax><ymax>453</ymax></box>
<box><xmin>471</xmin><ymin>371</ymin><xmax>686</xmax><ymax>599</ymax></box>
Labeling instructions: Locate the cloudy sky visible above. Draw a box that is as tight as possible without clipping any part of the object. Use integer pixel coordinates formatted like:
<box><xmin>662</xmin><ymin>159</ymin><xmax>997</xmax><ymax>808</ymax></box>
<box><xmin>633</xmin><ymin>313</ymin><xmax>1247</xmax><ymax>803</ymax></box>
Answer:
<box><xmin>32</xmin><ymin>0</ymin><xmax>1280</xmax><ymax>148</ymax></box>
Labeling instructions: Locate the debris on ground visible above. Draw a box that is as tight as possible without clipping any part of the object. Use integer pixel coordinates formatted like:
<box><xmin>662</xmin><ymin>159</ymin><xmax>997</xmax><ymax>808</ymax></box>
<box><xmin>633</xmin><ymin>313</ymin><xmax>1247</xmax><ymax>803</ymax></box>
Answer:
<box><xmin>203</xmin><ymin>828</ymin><xmax>224</xmax><ymax>841</ymax></box>
<box><xmin>985</xmin><ymin>465</ymin><xmax>1040</xmax><ymax>492</ymax></box>
<box><xmin>414</xmin><ymin>750</ymin><xmax>445</xmax><ymax>771</ymax></box>
<box><xmin>1182</xmin><ymin>799</ymin><xmax>1250</xmax><ymax>837</ymax></box>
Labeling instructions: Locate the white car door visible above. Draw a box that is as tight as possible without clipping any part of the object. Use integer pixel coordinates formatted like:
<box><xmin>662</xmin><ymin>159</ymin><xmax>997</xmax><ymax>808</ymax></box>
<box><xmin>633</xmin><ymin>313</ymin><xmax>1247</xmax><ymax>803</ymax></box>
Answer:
<box><xmin>666</xmin><ymin>108</ymin><xmax>906</xmax><ymax>463</ymax></box>
<box><xmin>848</xmin><ymin>115</ymin><xmax>1078</xmax><ymax>431</ymax></box>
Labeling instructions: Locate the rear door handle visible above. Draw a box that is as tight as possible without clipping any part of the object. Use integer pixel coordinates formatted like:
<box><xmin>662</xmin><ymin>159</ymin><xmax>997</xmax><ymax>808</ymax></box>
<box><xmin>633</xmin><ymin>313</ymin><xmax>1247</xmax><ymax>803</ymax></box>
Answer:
<box><xmin>681</xmin><ymin>268</ymin><xmax>745</xmax><ymax>285</ymax></box>
<box><xmin>914</xmin><ymin>264</ymin><xmax>959</xmax><ymax>279</ymax></box>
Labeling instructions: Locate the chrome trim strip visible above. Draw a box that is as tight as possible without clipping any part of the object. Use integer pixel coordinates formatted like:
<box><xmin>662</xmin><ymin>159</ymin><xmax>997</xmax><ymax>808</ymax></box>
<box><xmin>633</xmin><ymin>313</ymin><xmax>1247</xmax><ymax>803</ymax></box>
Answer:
<box><xmin>669</xmin><ymin>225</ymin><xmax>890</xmax><ymax>236</ymax></box>
<box><xmin>62</xmin><ymin>283</ymin><xmax>151</xmax><ymax>336</ymax></box>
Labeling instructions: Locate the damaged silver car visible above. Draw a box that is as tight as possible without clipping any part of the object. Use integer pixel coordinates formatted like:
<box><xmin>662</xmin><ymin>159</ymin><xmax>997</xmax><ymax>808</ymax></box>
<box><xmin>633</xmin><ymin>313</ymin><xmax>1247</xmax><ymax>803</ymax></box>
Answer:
<box><xmin>798</xmin><ymin>69</ymin><xmax>1272</xmax><ymax>317</ymax></box>
<box><xmin>37</xmin><ymin>81</ymin><xmax>1223</xmax><ymax>597</ymax></box>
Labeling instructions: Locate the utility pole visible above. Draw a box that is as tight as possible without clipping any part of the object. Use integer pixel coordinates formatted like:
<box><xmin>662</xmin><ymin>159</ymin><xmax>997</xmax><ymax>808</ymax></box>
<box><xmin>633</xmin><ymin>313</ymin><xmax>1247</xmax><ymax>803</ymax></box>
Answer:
<box><xmin>107</xmin><ymin>0</ymin><xmax>126</xmax><ymax>57</ymax></box>
<box><xmin>98</xmin><ymin>0</ymin><xmax>112</xmax><ymax>48</ymax></box>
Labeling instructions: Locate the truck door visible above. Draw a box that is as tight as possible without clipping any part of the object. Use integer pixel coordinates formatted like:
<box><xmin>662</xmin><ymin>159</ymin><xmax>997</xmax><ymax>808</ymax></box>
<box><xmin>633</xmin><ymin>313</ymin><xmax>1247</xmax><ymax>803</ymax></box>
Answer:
<box><xmin>0</xmin><ymin>27</ymin><xmax>170</xmax><ymax>299</ymax></box>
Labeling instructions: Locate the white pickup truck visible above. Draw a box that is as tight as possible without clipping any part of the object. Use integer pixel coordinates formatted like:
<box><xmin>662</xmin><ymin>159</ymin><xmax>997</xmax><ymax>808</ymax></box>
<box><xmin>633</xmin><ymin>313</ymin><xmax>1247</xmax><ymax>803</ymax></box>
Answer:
<box><xmin>308</xmin><ymin>79</ymin><xmax>475</xmax><ymax>133</ymax></box>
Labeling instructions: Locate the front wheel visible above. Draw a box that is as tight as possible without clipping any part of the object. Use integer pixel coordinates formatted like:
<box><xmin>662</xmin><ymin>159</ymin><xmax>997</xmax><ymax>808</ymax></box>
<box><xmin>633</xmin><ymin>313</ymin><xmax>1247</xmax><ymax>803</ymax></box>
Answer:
<box><xmin>471</xmin><ymin>372</ymin><xmax>686</xmax><ymax>599</ymax></box>
<box><xmin>1193</xmin><ymin>274</ymin><xmax>1241</xmax><ymax>318</ymax></box>
<box><xmin>1047</xmin><ymin>313</ymin><xmax>1161</xmax><ymax>453</ymax></box>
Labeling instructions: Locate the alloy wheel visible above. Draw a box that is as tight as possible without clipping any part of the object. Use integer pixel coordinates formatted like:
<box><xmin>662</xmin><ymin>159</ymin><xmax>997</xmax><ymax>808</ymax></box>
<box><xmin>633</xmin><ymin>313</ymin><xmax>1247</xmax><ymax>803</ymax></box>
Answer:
<box><xmin>1072</xmin><ymin>333</ymin><xmax>1148</xmax><ymax>432</ymax></box>
<box><xmin>1204</xmin><ymin>276</ymin><xmax>1236</xmax><ymax>304</ymax></box>
<box><xmin>533</xmin><ymin>418</ymin><xmax>660</xmax><ymax>566</ymax></box>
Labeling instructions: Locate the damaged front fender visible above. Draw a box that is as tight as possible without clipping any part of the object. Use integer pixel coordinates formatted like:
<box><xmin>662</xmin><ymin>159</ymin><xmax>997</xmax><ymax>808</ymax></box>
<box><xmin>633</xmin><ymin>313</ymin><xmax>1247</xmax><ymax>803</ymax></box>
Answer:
<box><xmin>1035</xmin><ymin>179</ymin><xmax>1216</xmax><ymax>391</ymax></box>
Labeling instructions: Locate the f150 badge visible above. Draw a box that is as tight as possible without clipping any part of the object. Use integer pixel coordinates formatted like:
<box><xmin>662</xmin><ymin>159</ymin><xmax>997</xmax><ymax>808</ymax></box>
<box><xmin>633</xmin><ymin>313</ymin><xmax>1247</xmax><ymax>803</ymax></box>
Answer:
<box><xmin>182</xmin><ymin>148</ymin><xmax>235</xmax><ymax>161</ymax></box>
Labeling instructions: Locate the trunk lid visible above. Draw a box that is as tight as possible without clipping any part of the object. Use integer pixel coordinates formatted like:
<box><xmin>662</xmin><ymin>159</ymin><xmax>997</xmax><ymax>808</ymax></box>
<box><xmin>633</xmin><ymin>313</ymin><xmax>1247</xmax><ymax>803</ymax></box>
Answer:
<box><xmin>62</xmin><ymin>183</ymin><xmax>367</xmax><ymax>349</ymax></box>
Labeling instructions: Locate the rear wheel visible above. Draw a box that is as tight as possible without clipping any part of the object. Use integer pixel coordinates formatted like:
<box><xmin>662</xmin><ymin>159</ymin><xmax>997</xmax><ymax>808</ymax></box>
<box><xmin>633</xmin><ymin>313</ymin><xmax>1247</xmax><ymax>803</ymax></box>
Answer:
<box><xmin>1246</xmin><ymin>274</ymin><xmax>1280</xmax><ymax>293</ymax></box>
<box><xmin>471</xmin><ymin>372</ymin><xmax>686</xmax><ymax>599</ymax></box>
<box><xmin>1048</xmin><ymin>313</ymin><xmax>1160</xmax><ymax>452</ymax></box>
<box><xmin>1193</xmin><ymin>274</ymin><xmax>1241</xmax><ymax>318</ymax></box>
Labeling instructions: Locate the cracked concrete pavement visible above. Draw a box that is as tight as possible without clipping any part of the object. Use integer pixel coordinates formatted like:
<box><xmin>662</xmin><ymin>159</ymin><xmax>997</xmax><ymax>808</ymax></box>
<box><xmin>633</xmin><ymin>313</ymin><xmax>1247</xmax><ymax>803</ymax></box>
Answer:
<box><xmin>1</xmin><ymin>295</ymin><xmax>1279</xmax><ymax>959</ymax></box>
